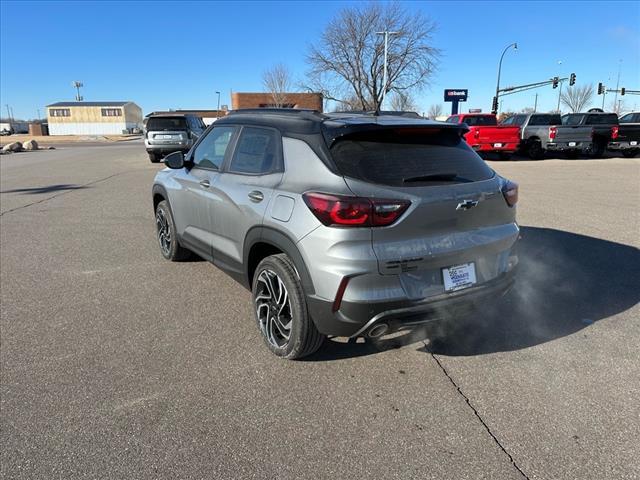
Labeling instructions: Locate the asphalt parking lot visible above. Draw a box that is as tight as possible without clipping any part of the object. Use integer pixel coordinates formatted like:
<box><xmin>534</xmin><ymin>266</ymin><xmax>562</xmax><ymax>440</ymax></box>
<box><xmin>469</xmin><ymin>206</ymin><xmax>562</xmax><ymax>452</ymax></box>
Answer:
<box><xmin>1</xmin><ymin>142</ymin><xmax>639</xmax><ymax>479</ymax></box>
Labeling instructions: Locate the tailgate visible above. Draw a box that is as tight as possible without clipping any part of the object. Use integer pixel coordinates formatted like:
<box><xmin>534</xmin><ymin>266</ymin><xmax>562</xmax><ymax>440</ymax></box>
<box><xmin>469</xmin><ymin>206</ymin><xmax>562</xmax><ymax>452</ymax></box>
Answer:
<box><xmin>344</xmin><ymin>176</ymin><xmax>518</xmax><ymax>275</ymax></box>
<box><xmin>469</xmin><ymin>126</ymin><xmax>520</xmax><ymax>144</ymax></box>
<box><xmin>148</xmin><ymin>130</ymin><xmax>188</xmax><ymax>145</ymax></box>
<box><xmin>554</xmin><ymin>126</ymin><xmax>592</xmax><ymax>143</ymax></box>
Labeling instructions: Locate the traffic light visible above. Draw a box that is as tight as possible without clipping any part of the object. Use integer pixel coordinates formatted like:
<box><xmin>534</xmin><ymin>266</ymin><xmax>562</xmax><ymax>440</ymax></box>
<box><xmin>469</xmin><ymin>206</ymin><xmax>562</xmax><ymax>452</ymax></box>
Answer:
<box><xmin>569</xmin><ymin>73</ymin><xmax>576</xmax><ymax>86</ymax></box>
<box><xmin>597</xmin><ymin>83</ymin><xmax>605</xmax><ymax>95</ymax></box>
<box><xmin>491</xmin><ymin>96</ymin><xmax>499</xmax><ymax>114</ymax></box>
<box><xmin>552</xmin><ymin>77</ymin><xmax>559</xmax><ymax>89</ymax></box>
<box><xmin>621</xmin><ymin>87</ymin><xmax>626</xmax><ymax>96</ymax></box>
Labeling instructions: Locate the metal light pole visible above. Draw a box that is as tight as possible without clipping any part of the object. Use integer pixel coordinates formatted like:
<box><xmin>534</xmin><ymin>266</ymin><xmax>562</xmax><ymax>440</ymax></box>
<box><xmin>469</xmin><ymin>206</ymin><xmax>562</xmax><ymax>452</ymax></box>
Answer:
<box><xmin>376</xmin><ymin>31</ymin><xmax>399</xmax><ymax>110</ymax></box>
<box><xmin>613</xmin><ymin>59</ymin><xmax>622</xmax><ymax>110</ymax></box>
<box><xmin>494</xmin><ymin>42</ymin><xmax>517</xmax><ymax>114</ymax></box>
<box><xmin>556</xmin><ymin>60</ymin><xmax>563</xmax><ymax>113</ymax></box>
<box><xmin>215</xmin><ymin>91</ymin><xmax>221</xmax><ymax>112</ymax></box>
<box><xmin>534</xmin><ymin>93</ymin><xmax>538</xmax><ymax>112</ymax></box>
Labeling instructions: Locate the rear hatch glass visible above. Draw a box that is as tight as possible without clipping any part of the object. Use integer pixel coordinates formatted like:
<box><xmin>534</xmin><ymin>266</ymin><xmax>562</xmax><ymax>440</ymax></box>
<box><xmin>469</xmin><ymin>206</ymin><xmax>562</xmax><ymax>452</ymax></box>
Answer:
<box><xmin>329</xmin><ymin>128</ymin><xmax>494</xmax><ymax>187</ymax></box>
<box><xmin>146</xmin><ymin>117</ymin><xmax>188</xmax><ymax>131</ymax></box>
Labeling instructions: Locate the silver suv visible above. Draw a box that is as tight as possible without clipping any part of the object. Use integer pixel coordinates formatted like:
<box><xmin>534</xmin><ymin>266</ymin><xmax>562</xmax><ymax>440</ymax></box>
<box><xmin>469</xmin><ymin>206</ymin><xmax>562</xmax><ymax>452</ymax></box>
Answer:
<box><xmin>144</xmin><ymin>113</ymin><xmax>206</xmax><ymax>163</ymax></box>
<box><xmin>152</xmin><ymin>110</ymin><xmax>519</xmax><ymax>359</ymax></box>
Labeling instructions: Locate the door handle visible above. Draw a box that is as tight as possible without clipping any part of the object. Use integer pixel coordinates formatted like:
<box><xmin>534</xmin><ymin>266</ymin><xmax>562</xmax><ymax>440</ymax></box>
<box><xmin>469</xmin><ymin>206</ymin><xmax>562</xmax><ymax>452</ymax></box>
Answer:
<box><xmin>248</xmin><ymin>190</ymin><xmax>264</xmax><ymax>203</ymax></box>
<box><xmin>199</xmin><ymin>179</ymin><xmax>210</xmax><ymax>188</ymax></box>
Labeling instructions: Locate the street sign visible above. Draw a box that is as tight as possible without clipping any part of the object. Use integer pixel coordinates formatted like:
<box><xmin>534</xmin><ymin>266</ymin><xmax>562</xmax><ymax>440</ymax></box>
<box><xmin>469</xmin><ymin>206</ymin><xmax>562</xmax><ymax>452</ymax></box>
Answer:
<box><xmin>444</xmin><ymin>89</ymin><xmax>468</xmax><ymax>102</ymax></box>
<box><xmin>469</xmin><ymin>108</ymin><xmax>482</xmax><ymax>113</ymax></box>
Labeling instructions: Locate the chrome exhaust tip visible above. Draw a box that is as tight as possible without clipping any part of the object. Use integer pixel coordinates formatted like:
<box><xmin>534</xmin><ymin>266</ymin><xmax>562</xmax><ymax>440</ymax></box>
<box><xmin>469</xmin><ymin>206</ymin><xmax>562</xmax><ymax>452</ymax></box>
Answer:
<box><xmin>367</xmin><ymin>323</ymin><xmax>390</xmax><ymax>338</ymax></box>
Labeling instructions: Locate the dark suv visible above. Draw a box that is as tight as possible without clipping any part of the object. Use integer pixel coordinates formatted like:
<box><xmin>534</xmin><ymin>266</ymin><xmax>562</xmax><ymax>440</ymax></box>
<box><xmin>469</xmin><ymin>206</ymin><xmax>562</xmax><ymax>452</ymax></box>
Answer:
<box><xmin>144</xmin><ymin>113</ymin><xmax>207</xmax><ymax>163</ymax></box>
<box><xmin>152</xmin><ymin>110</ymin><xmax>519</xmax><ymax>359</ymax></box>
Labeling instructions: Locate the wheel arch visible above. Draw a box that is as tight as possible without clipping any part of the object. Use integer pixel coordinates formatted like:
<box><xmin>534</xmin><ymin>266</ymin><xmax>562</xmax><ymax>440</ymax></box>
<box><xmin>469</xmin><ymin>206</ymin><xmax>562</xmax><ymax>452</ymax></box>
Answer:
<box><xmin>244</xmin><ymin>227</ymin><xmax>315</xmax><ymax>296</ymax></box>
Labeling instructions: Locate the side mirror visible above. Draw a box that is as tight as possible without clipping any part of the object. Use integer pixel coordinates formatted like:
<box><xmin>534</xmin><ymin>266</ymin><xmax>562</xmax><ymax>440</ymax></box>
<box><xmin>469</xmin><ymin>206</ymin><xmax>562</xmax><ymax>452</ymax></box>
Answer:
<box><xmin>164</xmin><ymin>151</ymin><xmax>185</xmax><ymax>169</ymax></box>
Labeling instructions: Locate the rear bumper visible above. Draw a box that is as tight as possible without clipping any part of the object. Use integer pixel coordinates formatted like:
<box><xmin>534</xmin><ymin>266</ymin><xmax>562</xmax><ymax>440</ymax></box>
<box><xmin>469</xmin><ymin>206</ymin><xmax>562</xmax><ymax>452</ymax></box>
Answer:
<box><xmin>306</xmin><ymin>266</ymin><xmax>517</xmax><ymax>338</ymax></box>
<box><xmin>546</xmin><ymin>141</ymin><xmax>592</xmax><ymax>153</ymax></box>
<box><xmin>608</xmin><ymin>141</ymin><xmax>639</xmax><ymax>151</ymax></box>
<box><xmin>470</xmin><ymin>142</ymin><xmax>519</xmax><ymax>153</ymax></box>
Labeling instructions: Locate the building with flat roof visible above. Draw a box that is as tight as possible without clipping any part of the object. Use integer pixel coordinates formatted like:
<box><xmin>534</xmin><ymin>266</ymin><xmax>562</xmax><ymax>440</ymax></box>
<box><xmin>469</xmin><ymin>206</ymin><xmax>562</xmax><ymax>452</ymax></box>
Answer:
<box><xmin>46</xmin><ymin>101</ymin><xmax>143</xmax><ymax>135</ymax></box>
<box><xmin>231</xmin><ymin>92</ymin><xmax>323</xmax><ymax>112</ymax></box>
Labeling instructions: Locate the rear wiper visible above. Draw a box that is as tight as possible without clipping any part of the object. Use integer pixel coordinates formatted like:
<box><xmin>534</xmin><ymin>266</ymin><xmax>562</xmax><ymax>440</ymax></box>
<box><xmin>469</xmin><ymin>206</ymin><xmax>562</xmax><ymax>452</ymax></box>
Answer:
<box><xmin>403</xmin><ymin>173</ymin><xmax>469</xmax><ymax>183</ymax></box>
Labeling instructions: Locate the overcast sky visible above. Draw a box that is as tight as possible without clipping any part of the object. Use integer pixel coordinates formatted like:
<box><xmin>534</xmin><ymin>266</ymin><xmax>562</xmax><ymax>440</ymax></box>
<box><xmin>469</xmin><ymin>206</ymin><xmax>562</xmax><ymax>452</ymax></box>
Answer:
<box><xmin>1</xmin><ymin>0</ymin><xmax>639</xmax><ymax>119</ymax></box>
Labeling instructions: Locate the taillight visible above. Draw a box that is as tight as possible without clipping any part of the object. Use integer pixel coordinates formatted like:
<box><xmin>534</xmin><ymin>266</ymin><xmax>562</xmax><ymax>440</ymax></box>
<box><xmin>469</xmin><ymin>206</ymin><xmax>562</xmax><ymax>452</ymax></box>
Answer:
<box><xmin>502</xmin><ymin>179</ymin><xmax>518</xmax><ymax>207</ymax></box>
<box><xmin>302</xmin><ymin>192</ymin><xmax>410</xmax><ymax>227</ymax></box>
<box><xmin>591</xmin><ymin>127</ymin><xmax>595</xmax><ymax>139</ymax></box>
<box><xmin>549</xmin><ymin>126</ymin><xmax>557</xmax><ymax>141</ymax></box>
<box><xmin>612</xmin><ymin>126</ymin><xmax>619</xmax><ymax>140</ymax></box>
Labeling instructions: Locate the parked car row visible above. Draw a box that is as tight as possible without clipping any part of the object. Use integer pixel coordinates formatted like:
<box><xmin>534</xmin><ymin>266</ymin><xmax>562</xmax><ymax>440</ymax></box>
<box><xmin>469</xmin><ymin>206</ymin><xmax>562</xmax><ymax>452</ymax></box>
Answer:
<box><xmin>446</xmin><ymin>111</ymin><xmax>639</xmax><ymax>160</ymax></box>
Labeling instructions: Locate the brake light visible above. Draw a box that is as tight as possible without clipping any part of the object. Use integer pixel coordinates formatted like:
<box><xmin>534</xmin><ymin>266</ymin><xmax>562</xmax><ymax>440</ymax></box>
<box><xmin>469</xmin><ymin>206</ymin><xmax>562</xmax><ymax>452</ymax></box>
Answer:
<box><xmin>549</xmin><ymin>126</ymin><xmax>557</xmax><ymax>141</ymax></box>
<box><xmin>591</xmin><ymin>127</ymin><xmax>595</xmax><ymax>139</ymax></box>
<box><xmin>302</xmin><ymin>192</ymin><xmax>410</xmax><ymax>227</ymax></box>
<box><xmin>612</xmin><ymin>125</ymin><xmax>619</xmax><ymax>140</ymax></box>
<box><xmin>502</xmin><ymin>179</ymin><xmax>519</xmax><ymax>207</ymax></box>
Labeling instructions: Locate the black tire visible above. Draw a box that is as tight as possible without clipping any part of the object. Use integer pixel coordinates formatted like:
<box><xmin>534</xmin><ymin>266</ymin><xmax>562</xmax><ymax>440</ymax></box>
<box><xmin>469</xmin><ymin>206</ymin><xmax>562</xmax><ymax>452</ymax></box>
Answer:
<box><xmin>252</xmin><ymin>254</ymin><xmax>325</xmax><ymax>359</ymax></box>
<box><xmin>498</xmin><ymin>152</ymin><xmax>512</xmax><ymax>161</ymax></box>
<box><xmin>528</xmin><ymin>140</ymin><xmax>545</xmax><ymax>160</ymax></box>
<box><xmin>148</xmin><ymin>152</ymin><xmax>161</xmax><ymax>163</ymax></box>
<box><xmin>590</xmin><ymin>142</ymin><xmax>606</xmax><ymax>159</ymax></box>
<box><xmin>155</xmin><ymin>200</ymin><xmax>191</xmax><ymax>261</ymax></box>
<box><xmin>622</xmin><ymin>149</ymin><xmax>639</xmax><ymax>158</ymax></box>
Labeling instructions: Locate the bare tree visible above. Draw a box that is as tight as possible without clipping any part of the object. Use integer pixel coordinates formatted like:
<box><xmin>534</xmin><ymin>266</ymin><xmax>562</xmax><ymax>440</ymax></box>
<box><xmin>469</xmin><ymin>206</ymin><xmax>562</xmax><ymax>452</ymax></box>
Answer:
<box><xmin>262</xmin><ymin>63</ymin><xmax>293</xmax><ymax>108</ymax></box>
<box><xmin>390</xmin><ymin>92</ymin><xmax>418</xmax><ymax>112</ymax></box>
<box><xmin>427</xmin><ymin>104</ymin><xmax>443</xmax><ymax>119</ymax></box>
<box><xmin>520</xmin><ymin>107</ymin><xmax>535</xmax><ymax>114</ymax></box>
<box><xmin>305</xmin><ymin>2</ymin><xmax>440</xmax><ymax>111</ymax></box>
<box><xmin>560</xmin><ymin>84</ymin><xmax>594</xmax><ymax>113</ymax></box>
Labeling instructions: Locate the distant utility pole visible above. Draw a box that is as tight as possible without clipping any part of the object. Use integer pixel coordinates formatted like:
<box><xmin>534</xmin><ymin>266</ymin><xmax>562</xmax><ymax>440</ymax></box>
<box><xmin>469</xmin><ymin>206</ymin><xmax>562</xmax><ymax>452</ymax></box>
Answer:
<box><xmin>534</xmin><ymin>93</ymin><xmax>538</xmax><ymax>112</ymax></box>
<box><xmin>72</xmin><ymin>81</ymin><xmax>84</xmax><ymax>101</ymax></box>
<box><xmin>215</xmin><ymin>91</ymin><xmax>221</xmax><ymax>112</ymax></box>
<box><xmin>5</xmin><ymin>104</ymin><xmax>12</xmax><ymax>123</ymax></box>
<box><xmin>376</xmin><ymin>30</ymin><xmax>399</xmax><ymax>110</ymax></box>
<box><xmin>37</xmin><ymin>108</ymin><xmax>41</xmax><ymax>120</ymax></box>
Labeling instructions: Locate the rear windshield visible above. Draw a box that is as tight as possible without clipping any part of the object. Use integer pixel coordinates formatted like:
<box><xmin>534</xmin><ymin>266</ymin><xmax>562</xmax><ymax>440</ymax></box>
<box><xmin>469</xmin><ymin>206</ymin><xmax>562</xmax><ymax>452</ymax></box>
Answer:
<box><xmin>461</xmin><ymin>115</ymin><xmax>497</xmax><ymax>126</ymax></box>
<box><xmin>619</xmin><ymin>113</ymin><xmax>639</xmax><ymax>123</ymax></box>
<box><xmin>530</xmin><ymin>114</ymin><xmax>561</xmax><ymax>126</ymax></box>
<box><xmin>585</xmin><ymin>114</ymin><xmax>618</xmax><ymax>125</ymax></box>
<box><xmin>146</xmin><ymin>117</ymin><xmax>188</xmax><ymax>131</ymax></box>
<box><xmin>563</xmin><ymin>114</ymin><xmax>584</xmax><ymax>125</ymax></box>
<box><xmin>329</xmin><ymin>128</ymin><xmax>494</xmax><ymax>187</ymax></box>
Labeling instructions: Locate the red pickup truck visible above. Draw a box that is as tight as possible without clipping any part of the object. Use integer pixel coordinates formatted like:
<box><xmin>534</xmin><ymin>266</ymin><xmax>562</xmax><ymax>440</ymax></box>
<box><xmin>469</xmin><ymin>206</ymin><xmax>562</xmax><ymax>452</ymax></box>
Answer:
<box><xmin>446</xmin><ymin>113</ymin><xmax>521</xmax><ymax>159</ymax></box>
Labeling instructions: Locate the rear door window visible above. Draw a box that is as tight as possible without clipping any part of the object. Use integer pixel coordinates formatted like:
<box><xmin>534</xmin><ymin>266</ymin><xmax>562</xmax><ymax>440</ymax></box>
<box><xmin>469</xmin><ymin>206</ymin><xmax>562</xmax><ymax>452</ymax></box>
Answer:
<box><xmin>330</xmin><ymin>128</ymin><xmax>494</xmax><ymax>187</ymax></box>
<box><xmin>228</xmin><ymin>127</ymin><xmax>278</xmax><ymax>174</ymax></box>
<box><xmin>146</xmin><ymin>117</ymin><xmax>188</xmax><ymax>131</ymax></box>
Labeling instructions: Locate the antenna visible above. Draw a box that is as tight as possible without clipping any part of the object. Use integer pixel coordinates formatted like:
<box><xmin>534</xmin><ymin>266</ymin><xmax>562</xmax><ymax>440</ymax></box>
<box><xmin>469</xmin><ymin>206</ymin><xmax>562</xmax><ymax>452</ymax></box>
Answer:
<box><xmin>72</xmin><ymin>81</ymin><xmax>84</xmax><ymax>101</ymax></box>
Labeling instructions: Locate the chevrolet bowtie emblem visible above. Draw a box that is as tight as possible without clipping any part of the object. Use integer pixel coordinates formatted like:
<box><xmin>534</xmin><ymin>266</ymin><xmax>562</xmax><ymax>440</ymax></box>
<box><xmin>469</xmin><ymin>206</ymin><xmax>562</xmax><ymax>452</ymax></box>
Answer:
<box><xmin>456</xmin><ymin>199</ymin><xmax>479</xmax><ymax>211</ymax></box>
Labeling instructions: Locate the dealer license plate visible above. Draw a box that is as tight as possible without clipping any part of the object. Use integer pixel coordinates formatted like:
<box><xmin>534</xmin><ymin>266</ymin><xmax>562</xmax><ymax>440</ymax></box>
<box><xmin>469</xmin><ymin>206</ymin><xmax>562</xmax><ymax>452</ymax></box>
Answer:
<box><xmin>568</xmin><ymin>141</ymin><xmax>577</xmax><ymax>147</ymax></box>
<box><xmin>493</xmin><ymin>143</ymin><xmax>503</xmax><ymax>148</ymax></box>
<box><xmin>162</xmin><ymin>134</ymin><xmax>174</xmax><ymax>139</ymax></box>
<box><xmin>442</xmin><ymin>263</ymin><xmax>477</xmax><ymax>292</ymax></box>
<box><xmin>631</xmin><ymin>141</ymin><xmax>638</xmax><ymax>146</ymax></box>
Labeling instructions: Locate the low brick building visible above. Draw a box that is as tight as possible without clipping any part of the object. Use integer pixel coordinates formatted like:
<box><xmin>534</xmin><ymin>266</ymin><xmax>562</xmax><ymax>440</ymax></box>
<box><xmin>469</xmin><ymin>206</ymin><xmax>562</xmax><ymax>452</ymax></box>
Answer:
<box><xmin>231</xmin><ymin>92</ymin><xmax>323</xmax><ymax>112</ymax></box>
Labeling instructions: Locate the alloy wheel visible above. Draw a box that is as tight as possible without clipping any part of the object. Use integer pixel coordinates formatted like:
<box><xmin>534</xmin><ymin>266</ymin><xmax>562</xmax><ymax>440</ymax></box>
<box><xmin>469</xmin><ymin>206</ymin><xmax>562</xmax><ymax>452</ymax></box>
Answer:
<box><xmin>255</xmin><ymin>269</ymin><xmax>293</xmax><ymax>348</ymax></box>
<box><xmin>156</xmin><ymin>208</ymin><xmax>171</xmax><ymax>256</ymax></box>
